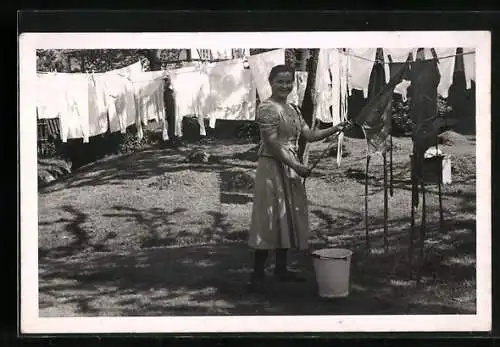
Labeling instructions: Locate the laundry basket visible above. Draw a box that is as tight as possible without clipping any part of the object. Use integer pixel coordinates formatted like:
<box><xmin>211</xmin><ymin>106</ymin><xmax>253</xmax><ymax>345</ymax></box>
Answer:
<box><xmin>311</xmin><ymin>248</ymin><xmax>353</xmax><ymax>298</ymax></box>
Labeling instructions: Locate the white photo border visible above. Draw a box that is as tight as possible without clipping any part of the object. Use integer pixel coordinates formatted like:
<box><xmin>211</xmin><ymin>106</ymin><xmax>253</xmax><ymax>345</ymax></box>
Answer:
<box><xmin>19</xmin><ymin>31</ymin><xmax>492</xmax><ymax>334</ymax></box>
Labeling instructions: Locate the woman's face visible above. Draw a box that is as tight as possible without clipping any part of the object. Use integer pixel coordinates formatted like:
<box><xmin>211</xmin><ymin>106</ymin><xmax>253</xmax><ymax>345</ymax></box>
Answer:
<box><xmin>270</xmin><ymin>71</ymin><xmax>294</xmax><ymax>99</ymax></box>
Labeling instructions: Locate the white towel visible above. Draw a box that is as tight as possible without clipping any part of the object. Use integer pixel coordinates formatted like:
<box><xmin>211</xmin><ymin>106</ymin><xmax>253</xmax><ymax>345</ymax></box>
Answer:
<box><xmin>435</xmin><ymin>48</ymin><xmax>457</xmax><ymax>98</ymax></box>
<box><xmin>347</xmin><ymin>48</ymin><xmax>376</xmax><ymax>98</ymax></box>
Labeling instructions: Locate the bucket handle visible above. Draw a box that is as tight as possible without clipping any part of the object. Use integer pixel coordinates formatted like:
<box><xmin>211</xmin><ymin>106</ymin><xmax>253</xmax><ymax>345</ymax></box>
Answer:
<box><xmin>311</xmin><ymin>253</ymin><xmax>350</xmax><ymax>261</ymax></box>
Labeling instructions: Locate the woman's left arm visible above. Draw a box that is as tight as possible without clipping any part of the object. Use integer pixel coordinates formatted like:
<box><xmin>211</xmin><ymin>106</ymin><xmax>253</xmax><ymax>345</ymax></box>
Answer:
<box><xmin>301</xmin><ymin>121</ymin><xmax>346</xmax><ymax>142</ymax></box>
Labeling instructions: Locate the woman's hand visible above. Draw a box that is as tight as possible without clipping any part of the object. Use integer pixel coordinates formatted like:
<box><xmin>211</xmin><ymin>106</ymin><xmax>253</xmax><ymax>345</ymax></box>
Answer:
<box><xmin>294</xmin><ymin>164</ymin><xmax>312</xmax><ymax>178</ymax></box>
<box><xmin>335</xmin><ymin>120</ymin><xmax>350</xmax><ymax>133</ymax></box>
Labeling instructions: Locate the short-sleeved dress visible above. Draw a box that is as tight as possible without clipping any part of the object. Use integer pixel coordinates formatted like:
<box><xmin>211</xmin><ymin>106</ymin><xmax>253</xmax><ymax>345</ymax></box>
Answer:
<box><xmin>248</xmin><ymin>99</ymin><xmax>310</xmax><ymax>251</ymax></box>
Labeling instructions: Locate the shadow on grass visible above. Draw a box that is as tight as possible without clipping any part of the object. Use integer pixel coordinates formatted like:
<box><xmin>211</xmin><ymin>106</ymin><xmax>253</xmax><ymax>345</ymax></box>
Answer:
<box><xmin>218</xmin><ymin>169</ymin><xmax>255</xmax><ymax>206</ymax></box>
<box><xmin>39</xmin><ymin>202</ymin><xmax>476</xmax><ymax>317</ymax></box>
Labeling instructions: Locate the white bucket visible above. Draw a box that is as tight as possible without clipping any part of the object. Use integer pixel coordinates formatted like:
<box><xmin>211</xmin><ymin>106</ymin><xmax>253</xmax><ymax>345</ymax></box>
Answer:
<box><xmin>311</xmin><ymin>248</ymin><xmax>353</xmax><ymax>298</ymax></box>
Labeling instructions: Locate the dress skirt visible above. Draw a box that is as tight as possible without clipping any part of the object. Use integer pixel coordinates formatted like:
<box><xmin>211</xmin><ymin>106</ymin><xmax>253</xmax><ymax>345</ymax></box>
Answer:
<box><xmin>248</xmin><ymin>152</ymin><xmax>310</xmax><ymax>250</ymax></box>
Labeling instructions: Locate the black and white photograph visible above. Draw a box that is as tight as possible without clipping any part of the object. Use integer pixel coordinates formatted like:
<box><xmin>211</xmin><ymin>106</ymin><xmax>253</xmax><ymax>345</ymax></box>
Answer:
<box><xmin>19</xmin><ymin>31</ymin><xmax>491</xmax><ymax>334</ymax></box>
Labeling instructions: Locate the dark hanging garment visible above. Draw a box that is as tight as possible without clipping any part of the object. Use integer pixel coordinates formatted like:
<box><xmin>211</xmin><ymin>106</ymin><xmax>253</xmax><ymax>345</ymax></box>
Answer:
<box><xmin>367</xmin><ymin>48</ymin><xmax>387</xmax><ymax>102</ymax></box>
<box><xmin>409</xmin><ymin>56</ymin><xmax>441</xmax><ymax>156</ymax></box>
<box><xmin>447</xmin><ymin>47</ymin><xmax>471</xmax><ymax>134</ymax></box>
<box><xmin>353</xmin><ymin>59</ymin><xmax>409</xmax><ymax>154</ymax></box>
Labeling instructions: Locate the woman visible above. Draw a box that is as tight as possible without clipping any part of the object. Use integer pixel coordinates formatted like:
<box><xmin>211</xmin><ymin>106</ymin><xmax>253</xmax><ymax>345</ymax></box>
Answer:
<box><xmin>248</xmin><ymin>64</ymin><xmax>347</xmax><ymax>288</ymax></box>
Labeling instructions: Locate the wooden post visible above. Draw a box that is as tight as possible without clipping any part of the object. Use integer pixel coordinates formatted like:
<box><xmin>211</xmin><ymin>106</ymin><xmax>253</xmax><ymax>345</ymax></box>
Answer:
<box><xmin>365</xmin><ymin>154</ymin><xmax>371</xmax><ymax>250</ymax></box>
<box><xmin>383</xmin><ymin>150</ymin><xmax>389</xmax><ymax>253</ymax></box>
<box><xmin>418</xmin><ymin>175</ymin><xmax>426</xmax><ymax>283</ymax></box>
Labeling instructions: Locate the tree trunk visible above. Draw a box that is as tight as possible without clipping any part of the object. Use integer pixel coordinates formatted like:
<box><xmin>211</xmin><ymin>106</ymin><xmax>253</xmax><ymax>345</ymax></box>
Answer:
<box><xmin>298</xmin><ymin>49</ymin><xmax>319</xmax><ymax>165</ymax></box>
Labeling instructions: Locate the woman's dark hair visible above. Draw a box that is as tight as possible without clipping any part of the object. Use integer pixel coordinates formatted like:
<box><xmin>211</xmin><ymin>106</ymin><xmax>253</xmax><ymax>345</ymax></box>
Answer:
<box><xmin>268</xmin><ymin>64</ymin><xmax>295</xmax><ymax>84</ymax></box>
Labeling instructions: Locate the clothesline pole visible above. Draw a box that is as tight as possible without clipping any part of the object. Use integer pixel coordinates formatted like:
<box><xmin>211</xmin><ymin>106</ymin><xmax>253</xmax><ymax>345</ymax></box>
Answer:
<box><xmin>436</xmin><ymin>136</ymin><xmax>445</xmax><ymax>233</ymax></box>
<box><xmin>418</xmin><ymin>178</ymin><xmax>427</xmax><ymax>283</ymax></box>
<box><xmin>390</xmin><ymin>135</ymin><xmax>394</xmax><ymax>196</ymax></box>
<box><xmin>383</xmin><ymin>150</ymin><xmax>389</xmax><ymax>254</ymax></box>
<box><xmin>365</xmin><ymin>153</ymin><xmax>371</xmax><ymax>250</ymax></box>
<box><xmin>409</xmin><ymin>175</ymin><xmax>416</xmax><ymax>280</ymax></box>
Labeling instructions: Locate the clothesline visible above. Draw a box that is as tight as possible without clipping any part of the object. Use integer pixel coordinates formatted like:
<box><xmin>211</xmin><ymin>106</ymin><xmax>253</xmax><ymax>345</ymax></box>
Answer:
<box><xmin>346</xmin><ymin>50</ymin><xmax>475</xmax><ymax>64</ymax></box>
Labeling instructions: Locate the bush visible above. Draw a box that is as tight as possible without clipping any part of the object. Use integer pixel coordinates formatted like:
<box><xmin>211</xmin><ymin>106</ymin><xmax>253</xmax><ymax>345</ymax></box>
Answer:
<box><xmin>391</xmin><ymin>95</ymin><xmax>414</xmax><ymax>136</ymax></box>
<box><xmin>236</xmin><ymin>121</ymin><xmax>260</xmax><ymax>142</ymax></box>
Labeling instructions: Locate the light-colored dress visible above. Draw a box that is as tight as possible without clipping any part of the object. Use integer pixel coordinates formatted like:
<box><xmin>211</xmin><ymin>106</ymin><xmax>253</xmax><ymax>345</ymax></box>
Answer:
<box><xmin>248</xmin><ymin>99</ymin><xmax>310</xmax><ymax>250</ymax></box>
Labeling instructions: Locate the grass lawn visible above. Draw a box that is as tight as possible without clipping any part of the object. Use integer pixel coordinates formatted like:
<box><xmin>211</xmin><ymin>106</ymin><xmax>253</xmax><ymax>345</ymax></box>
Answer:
<box><xmin>38</xmin><ymin>134</ymin><xmax>477</xmax><ymax>317</ymax></box>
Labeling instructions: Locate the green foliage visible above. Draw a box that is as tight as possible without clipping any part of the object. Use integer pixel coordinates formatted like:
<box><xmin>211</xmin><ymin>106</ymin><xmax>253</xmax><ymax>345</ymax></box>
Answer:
<box><xmin>36</xmin><ymin>49</ymin><xmax>188</xmax><ymax>73</ymax></box>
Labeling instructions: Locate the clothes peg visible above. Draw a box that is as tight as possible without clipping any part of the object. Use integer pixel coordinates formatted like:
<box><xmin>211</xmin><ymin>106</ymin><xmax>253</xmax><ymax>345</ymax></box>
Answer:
<box><xmin>430</xmin><ymin>48</ymin><xmax>439</xmax><ymax>62</ymax></box>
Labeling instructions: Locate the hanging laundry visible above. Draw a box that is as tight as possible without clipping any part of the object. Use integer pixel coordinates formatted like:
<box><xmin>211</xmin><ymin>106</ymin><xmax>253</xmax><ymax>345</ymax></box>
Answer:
<box><xmin>110</xmin><ymin>60</ymin><xmax>143</xmax><ymax>79</ymax></box>
<box><xmin>248</xmin><ymin>49</ymin><xmax>286</xmax><ymax>100</ymax></box>
<box><xmin>101</xmin><ymin>73</ymin><xmax>137</xmax><ymax>134</ymax></box>
<box><xmin>168</xmin><ymin>65</ymin><xmax>207</xmax><ymax>137</ymax></box>
<box><xmin>353</xmin><ymin>61</ymin><xmax>410</xmax><ymax>155</ymax></box>
<box><xmin>433</xmin><ymin>48</ymin><xmax>457</xmax><ymax>98</ymax></box>
<box><xmin>131</xmin><ymin>72</ymin><xmax>168</xmax><ymax>123</ymax></box>
<box><xmin>36</xmin><ymin>73</ymin><xmax>65</xmax><ymax>119</ymax></box>
<box><xmin>88</xmin><ymin>74</ymin><xmax>110</xmax><ymax>137</ymax></box>
<box><xmin>206</xmin><ymin>58</ymin><xmax>256</xmax><ymax>122</ymax></box>
<box><xmin>389</xmin><ymin>62</ymin><xmax>412</xmax><ymax>101</ymax></box>
<box><xmin>347</xmin><ymin>48</ymin><xmax>376</xmax><ymax>98</ymax></box>
<box><xmin>367</xmin><ymin>48</ymin><xmax>386</xmax><ymax>101</ymax></box>
<box><xmin>337</xmin><ymin>50</ymin><xmax>350</xmax><ymax>166</ymax></box>
<box><xmin>211</xmin><ymin>49</ymin><xmax>233</xmax><ymax>60</ymax></box>
<box><xmin>462</xmin><ymin>48</ymin><xmax>476</xmax><ymax>89</ymax></box>
<box><xmin>384</xmin><ymin>48</ymin><xmax>414</xmax><ymax>63</ymax></box>
<box><xmin>313</xmin><ymin>49</ymin><xmax>336</xmax><ymax>124</ymax></box>
<box><xmin>287</xmin><ymin>71</ymin><xmax>308</xmax><ymax>107</ymax></box>
<box><xmin>409</xmin><ymin>56</ymin><xmax>441</xmax><ymax>155</ymax></box>
<box><xmin>56</xmin><ymin>73</ymin><xmax>90</xmax><ymax>143</ymax></box>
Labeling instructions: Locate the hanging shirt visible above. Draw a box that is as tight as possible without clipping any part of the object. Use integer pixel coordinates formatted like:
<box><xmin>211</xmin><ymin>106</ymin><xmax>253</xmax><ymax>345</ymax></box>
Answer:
<box><xmin>168</xmin><ymin>65</ymin><xmax>206</xmax><ymax>137</ymax></box>
<box><xmin>101</xmin><ymin>73</ymin><xmax>137</xmax><ymax>134</ymax></box>
<box><xmin>36</xmin><ymin>73</ymin><xmax>65</xmax><ymax>119</ymax></box>
<box><xmin>347</xmin><ymin>48</ymin><xmax>376</xmax><ymax>98</ymax></box>
<box><xmin>206</xmin><ymin>58</ymin><xmax>256</xmax><ymax>122</ymax></box>
<box><xmin>248</xmin><ymin>49</ymin><xmax>286</xmax><ymax>100</ymax></box>
<box><xmin>132</xmin><ymin>72</ymin><xmax>168</xmax><ymax>123</ymax></box>
<box><xmin>57</xmin><ymin>73</ymin><xmax>90</xmax><ymax>143</ymax></box>
<box><xmin>88</xmin><ymin>73</ymin><xmax>110</xmax><ymax>137</ymax></box>
<box><xmin>131</xmin><ymin>73</ymin><xmax>168</xmax><ymax>141</ymax></box>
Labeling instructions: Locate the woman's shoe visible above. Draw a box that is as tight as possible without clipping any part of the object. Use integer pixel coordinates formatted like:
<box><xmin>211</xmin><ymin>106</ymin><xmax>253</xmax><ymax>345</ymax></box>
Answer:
<box><xmin>247</xmin><ymin>272</ymin><xmax>266</xmax><ymax>291</ymax></box>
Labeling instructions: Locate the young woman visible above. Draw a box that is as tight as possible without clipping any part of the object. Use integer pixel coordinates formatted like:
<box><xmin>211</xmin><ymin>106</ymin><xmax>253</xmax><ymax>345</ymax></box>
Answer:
<box><xmin>248</xmin><ymin>64</ymin><xmax>348</xmax><ymax>288</ymax></box>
